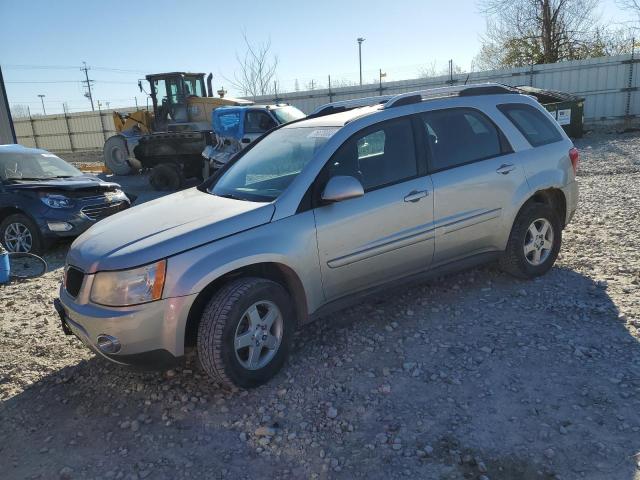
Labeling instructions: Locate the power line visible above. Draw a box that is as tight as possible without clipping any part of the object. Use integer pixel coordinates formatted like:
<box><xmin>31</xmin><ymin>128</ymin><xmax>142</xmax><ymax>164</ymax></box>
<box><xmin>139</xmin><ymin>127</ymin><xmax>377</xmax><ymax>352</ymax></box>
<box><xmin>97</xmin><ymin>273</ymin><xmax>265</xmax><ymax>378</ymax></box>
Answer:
<box><xmin>6</xmin><ymin>79</ymin><xmax>132</xmax><ymax>84</ymax></box>
<box><xmin>6</xmin><ymin>80</ymin><xmax>81</xmax><ymax>84</ymax></box>
<box><xmin>3</xmin><ymin>63</ymin><xmax>147</xmax><ymax>74</ymax></box>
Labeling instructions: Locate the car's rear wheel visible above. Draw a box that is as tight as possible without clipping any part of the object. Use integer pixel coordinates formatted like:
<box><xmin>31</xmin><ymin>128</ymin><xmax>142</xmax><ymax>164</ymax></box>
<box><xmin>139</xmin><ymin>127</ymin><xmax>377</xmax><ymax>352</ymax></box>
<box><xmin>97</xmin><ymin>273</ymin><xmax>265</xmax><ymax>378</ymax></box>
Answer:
<box><xmin>197</xmin><ymin>277</ymin><xmax>294</xmax><ymax>389</ymax></box>
<box><xmin>0</xmin><ymin>213</ymin><xmax>44</xmax><ymax>255</ymax></box>
<box><xmin>499</xmin><ymin>202</ymin><xmax>562</xmax><ymax>279</ymax></box>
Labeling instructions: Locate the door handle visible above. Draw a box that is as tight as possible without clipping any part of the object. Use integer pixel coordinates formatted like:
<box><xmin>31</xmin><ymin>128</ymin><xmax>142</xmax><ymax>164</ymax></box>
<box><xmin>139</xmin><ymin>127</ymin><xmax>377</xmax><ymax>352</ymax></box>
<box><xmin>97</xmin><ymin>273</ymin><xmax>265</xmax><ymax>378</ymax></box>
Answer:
<box><xmin>404</xmin><ymin>190</ymin><xmax>429</xmax><ymax>203</ymax></box>
<box><xmin>496</xmin><ymin>163</ymin><xmax>515</xmax><ymax>175</ymax></box>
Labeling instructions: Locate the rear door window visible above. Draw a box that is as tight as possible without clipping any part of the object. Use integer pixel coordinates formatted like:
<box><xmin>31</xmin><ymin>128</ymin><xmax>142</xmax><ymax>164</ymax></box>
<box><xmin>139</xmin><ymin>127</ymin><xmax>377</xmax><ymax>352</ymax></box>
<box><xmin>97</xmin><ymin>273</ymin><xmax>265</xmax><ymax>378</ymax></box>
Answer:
<box><xmin>419</xmin><ymin>108</ymin><xmax>507</xmax><ymax>172</ymax></box>
<box><xmin>498</xmin><ymin>103</ymin><xmax>562</xmax><ymax>147</ymax></box>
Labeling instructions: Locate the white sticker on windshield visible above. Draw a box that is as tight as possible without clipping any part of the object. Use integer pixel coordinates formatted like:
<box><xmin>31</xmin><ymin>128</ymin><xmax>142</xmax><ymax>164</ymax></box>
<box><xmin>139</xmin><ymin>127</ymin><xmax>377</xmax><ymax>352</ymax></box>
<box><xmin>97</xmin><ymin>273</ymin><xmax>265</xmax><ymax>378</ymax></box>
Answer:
<box><xmin>307</xmin><ymin>128</ymin><xmax>338</xmax><ymax>139</ymax></box>
<box><xmin>41</xmin><ymin>154</ymin><xmax>58</xmax><ymax>157</ymax></box>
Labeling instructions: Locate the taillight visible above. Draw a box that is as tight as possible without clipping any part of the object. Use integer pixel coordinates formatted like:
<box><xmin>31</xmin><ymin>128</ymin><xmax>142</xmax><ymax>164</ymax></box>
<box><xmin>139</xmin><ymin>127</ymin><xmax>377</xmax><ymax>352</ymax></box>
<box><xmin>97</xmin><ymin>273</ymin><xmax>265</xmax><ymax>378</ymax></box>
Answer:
<box><xmin>569</xmin><ymin>147</ymin><xmax>579</xmax><ymax>174</ymax></box>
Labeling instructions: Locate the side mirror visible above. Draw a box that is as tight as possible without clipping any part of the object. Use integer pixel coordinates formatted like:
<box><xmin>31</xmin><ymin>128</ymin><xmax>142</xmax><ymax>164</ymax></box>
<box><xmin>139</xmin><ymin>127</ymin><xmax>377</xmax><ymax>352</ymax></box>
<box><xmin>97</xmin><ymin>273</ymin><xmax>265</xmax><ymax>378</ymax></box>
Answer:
<box><xmin>241</xmin><ymin>137</ymin><xmax>251</xmax><ymax>144</ymax></box>
<box><xmin>321</xmin><ymin>176</ymin><xmax>364</xmax><ymax>203</ymax></box>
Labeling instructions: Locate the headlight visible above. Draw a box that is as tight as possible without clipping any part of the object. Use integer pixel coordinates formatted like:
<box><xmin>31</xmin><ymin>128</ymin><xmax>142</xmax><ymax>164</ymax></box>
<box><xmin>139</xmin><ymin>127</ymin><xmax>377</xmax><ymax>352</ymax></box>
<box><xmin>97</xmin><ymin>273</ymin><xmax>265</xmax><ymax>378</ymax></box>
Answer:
<box><xmin>105</xmin><ymin>189</ymin><xmax>128</xmax><ymax>202</ymax></box>
<box><xmin>40</xmin><ymin>194</ymin><xmax>73</xmax><ymax>208</ymax></box>
<box><xmin>90</xmin><ymin>260</ymin><xmax>166</xmax><ymax>306</ymax></box>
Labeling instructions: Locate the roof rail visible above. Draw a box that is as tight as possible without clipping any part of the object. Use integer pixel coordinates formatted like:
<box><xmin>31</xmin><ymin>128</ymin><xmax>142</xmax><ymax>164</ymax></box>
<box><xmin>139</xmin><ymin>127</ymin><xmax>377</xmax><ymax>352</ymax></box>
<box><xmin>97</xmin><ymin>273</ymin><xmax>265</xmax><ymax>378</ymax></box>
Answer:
<box><xmin>309</xmin><ymin>95</ymin><xmax>393</xmax><ymax>117</ymax></box>
<box><xmin>383</xmin><ymin>83</ymin><xmax>517</xmax><ymax>109</ymax></box>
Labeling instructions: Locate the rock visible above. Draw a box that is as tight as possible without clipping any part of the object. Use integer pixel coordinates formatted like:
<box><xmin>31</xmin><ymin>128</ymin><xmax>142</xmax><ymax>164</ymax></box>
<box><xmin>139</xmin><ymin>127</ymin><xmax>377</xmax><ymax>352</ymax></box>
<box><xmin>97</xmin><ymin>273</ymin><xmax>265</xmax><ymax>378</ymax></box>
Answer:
<box><xmin>375</xmin><ymin>433</ymin><xmax>388</xmax><ymax>444</ymax></box>
<box><xmin>59</xmin><ymin>466</ymin><xmax>73</xmax><ymax>479</ymax></box>
<box><xmin>402</xmin><ymin>362</ymin><xmax>417</xmax><ymax>371</ymax></box>
<box><xmin>326</xmin><ymin>407</ymin><xmax>338</xmax><ymax>419</ymax></box>
<box><xmin>254</xmin><ymin>426</ymin><xmax>277</xmax><ymax>437</ymax></box>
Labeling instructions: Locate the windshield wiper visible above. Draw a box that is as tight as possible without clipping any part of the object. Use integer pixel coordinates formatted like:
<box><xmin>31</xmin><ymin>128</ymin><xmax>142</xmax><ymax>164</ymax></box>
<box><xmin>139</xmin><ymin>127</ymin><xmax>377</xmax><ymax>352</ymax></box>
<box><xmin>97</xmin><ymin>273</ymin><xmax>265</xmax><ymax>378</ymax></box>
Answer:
<box><xmin>216</xmin><ymin>193</ymin><xmax>245</xmax><ymax>200</ymax></box>
<box><xmin>5</xmin><ymin>177</ymin><xmax>54</xmax><ymax>181</ymax></box>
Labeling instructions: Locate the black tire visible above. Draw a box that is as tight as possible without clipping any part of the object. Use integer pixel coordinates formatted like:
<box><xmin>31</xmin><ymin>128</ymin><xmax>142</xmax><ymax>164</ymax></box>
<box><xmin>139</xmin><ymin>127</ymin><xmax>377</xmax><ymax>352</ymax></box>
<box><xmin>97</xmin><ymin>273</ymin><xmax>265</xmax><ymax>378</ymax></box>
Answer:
<box><xmin>197</xmin><ymin>277</ymin><xmax>294</xmax><ymax>389</ymax></box>
<box><xmin>499</xmin><ymin>202</ymin><xmax>562</xmax><ymax>279</ymax></box>
<box><xmin>149</xmin><ymin>163</ymin><xmax>184</xmax><ymax>191</ymax></box>
<box><xmin>0</xmin><ymin>213</ymin><xmax>45</xmax><ymax>255</ymax></box>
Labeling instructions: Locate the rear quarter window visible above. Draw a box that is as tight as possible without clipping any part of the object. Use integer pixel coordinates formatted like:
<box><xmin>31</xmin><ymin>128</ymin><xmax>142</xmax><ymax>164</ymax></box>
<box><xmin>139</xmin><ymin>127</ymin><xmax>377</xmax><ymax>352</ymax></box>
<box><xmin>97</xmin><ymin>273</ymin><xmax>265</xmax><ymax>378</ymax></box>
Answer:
<box><xmin>498</xmin><ymin>103</ymin><xmax>563</xmax><ymax>147</ymax></box>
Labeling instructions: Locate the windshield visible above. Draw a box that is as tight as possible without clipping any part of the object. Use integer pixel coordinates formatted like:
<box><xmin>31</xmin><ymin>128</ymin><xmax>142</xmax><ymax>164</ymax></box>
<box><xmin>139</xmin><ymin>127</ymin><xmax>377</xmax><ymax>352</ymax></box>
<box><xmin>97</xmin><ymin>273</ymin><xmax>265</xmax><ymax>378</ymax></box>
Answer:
<box><xmin>0</xmin><ymin>151</ymin><xmax>82</xmax><ymax>181</ymax></box>
<box><xmin>272</xmin><ymin>106</ymin><xmax>306</xmax><ymax>124</ymax></box>
<box><xmin>210</xmin><ymin>126</ymin><xmax>338</xmax><ymax>202</ymax></box>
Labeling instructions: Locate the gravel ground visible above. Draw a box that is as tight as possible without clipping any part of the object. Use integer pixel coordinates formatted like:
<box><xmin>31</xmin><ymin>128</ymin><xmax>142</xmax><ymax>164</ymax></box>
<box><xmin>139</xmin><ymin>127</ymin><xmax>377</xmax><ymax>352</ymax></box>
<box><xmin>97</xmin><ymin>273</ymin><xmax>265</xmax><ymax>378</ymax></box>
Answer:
<box><xmin>1</xmin><ymin>131</ymin><xmax>639</xmax><ymax>480</ymax></box>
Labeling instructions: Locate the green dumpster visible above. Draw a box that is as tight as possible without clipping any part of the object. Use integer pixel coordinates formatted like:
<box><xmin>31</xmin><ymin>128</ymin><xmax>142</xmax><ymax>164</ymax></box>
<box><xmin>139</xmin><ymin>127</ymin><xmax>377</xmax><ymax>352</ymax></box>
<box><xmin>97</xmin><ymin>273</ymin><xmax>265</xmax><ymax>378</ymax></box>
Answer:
<box><xmin>516</xmin><ymin>86</ymin><xmax>585</xmax><ymax>138</ymax></box>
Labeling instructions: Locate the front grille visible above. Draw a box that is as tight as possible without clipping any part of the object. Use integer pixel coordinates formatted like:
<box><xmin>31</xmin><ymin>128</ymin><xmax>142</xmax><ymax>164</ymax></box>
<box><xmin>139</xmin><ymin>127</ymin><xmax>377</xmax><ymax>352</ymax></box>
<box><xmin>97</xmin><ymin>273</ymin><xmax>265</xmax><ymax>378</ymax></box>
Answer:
<box><xmin>65</xmin><ymin>267</ymin><xmax>84</xmax><ymax>298</ymax></box>
<box><xmin>81</xmin><ymin>201</ymin><xmax>126</xmax><ymax>221</ymax></box>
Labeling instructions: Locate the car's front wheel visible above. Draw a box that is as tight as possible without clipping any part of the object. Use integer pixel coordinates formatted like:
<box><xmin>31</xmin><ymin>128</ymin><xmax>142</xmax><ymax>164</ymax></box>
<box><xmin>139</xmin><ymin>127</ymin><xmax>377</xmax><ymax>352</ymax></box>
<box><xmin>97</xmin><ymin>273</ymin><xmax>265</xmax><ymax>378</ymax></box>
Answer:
<box><xmin>499</xmin><ymin>202</ymin><xmax>562</xmax><ymax>279</ymax></box>
<box><xmin>197</xmin><ymin>277</ymin><xmax>294</xmax><ymax>388</ymax></box>
<box><xmin>0</xmin><ymin>213</ymin><xmax>44</xmax><ymax>255</ymax></box>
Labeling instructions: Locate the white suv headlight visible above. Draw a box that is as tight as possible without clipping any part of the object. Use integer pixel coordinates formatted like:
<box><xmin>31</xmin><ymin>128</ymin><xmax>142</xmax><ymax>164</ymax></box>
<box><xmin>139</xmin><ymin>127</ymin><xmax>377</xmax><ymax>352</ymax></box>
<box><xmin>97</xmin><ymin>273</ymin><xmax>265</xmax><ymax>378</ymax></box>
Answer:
<box><xmin>90</xmin><ymin>260</ymin><xmax>166</xmax><ymax>307</ymax></box>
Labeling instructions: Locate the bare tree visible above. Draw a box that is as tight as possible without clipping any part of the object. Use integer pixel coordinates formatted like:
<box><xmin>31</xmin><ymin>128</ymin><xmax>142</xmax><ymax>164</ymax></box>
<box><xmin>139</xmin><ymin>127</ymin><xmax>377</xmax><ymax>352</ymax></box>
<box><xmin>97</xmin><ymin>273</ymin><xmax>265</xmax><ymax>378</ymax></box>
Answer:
<box><xmin>227</xmin><ymin>33</ymin><xmax>278</xmax><ymax>97</ymax></box>
<box><xmin>476</xmin><ymin>0</ymin><xmax>604</xmax><ymax>69</ymax></box>
<box><xmin>418</xmin><ymin>60</ymin><xmax>438</xmax><ymax>78</ymax></box>
<box><xmin>10</xmin><ymin>104</ymin><xmax>30</xmax><ymax>118</ymax></box>
<box><xmin>330</xmin><ymin>78</ymin><xmax>358</xmax><ymax>88</ymax></box>
<box><xmin>617</xmin><ymin>0</ymin><xmax>640</xmax><ymax>25</ymax></box>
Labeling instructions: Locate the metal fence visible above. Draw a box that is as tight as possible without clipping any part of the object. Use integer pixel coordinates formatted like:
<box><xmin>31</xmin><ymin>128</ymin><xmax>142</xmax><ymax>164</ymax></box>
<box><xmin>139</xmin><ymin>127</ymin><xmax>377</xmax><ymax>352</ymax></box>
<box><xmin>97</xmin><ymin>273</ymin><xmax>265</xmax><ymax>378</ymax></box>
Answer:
<box><xmin>11</xmin><ymin>54</ymin><xmax>639</xmax><ymax>153</ymax></box>
<box><xmin>13</xmin><ymin>107</ymin><xmax>138</xmax><ymax>152</ymax></box>
<box><xmin>255</xmin><ymin>54</ymin><xmax>639</xmax><ymax>122</ymax></box>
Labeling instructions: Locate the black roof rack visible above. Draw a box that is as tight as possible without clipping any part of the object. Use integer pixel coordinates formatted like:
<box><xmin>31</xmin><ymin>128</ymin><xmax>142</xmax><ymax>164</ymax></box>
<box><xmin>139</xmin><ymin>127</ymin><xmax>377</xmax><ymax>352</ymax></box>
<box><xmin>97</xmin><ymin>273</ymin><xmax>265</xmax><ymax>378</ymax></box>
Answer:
<box><xmin>384</xmin><ymin>83</ymin><xmax>518</xmax><ymax>109</ymax></box>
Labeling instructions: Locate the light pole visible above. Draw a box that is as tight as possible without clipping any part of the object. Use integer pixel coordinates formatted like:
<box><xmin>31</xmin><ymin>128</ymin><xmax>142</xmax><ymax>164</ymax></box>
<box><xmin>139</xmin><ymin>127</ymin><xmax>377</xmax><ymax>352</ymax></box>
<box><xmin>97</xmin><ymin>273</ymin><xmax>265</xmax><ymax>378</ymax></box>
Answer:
<box><xmin>357</xmin><ymin>37</ymin><xmax>365</xmax><ymax>86</ymax></box>
<box><xmin>37</xmin><ymin>94</ymin><xmax>46</xmax><ymax>115</ymax></box>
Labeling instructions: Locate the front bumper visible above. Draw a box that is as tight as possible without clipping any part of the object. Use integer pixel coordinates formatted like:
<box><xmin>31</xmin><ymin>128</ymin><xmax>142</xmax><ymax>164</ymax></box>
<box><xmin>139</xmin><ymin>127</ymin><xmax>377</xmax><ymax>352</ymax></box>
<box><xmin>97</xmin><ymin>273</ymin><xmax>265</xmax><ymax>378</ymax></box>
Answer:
<box><xmin>38</xmin><ymin>201</ymin><xmax>130</xmax><ymax>240</ymax></box>
<box><xmin>56</xmin><ymin>284</ymin><xmax>197</xmax><ymax>369</ymax></box>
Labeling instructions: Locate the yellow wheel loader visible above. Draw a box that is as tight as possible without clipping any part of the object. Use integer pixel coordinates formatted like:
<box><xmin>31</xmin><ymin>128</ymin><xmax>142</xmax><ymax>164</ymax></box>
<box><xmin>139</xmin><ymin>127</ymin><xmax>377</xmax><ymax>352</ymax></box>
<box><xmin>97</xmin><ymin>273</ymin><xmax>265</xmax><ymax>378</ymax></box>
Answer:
<box><xmin>103</xmin><ymin>72</ymin><xmax>252</xmax><ymax>176</ymax></box>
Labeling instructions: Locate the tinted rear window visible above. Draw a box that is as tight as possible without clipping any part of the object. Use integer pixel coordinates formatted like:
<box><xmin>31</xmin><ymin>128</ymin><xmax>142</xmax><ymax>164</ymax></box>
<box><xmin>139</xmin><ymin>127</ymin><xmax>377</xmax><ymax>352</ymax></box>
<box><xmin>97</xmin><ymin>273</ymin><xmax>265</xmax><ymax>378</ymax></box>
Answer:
<box><xmin>420</xmin><ymin>108</ymin><xmax>507</xmax><ymax>172</ymax></box>
<box><xmin>498</xmin><ymin>103</ymin><xmax>562</xmax><ymax>147</ymax></box>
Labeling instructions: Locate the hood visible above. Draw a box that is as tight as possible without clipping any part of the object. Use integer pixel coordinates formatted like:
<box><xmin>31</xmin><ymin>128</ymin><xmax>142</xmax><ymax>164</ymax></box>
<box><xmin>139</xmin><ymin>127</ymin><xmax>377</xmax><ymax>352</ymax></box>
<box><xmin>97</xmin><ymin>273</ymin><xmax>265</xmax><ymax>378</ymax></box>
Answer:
<box><xmin>67</xmin><ymin>187</ymin><xmax>274</xmax><ymax>273</ymax></box>
<box><xmin>4</xmin><ymin>175</ymin><xmax>120</xmax><ymax>192</ymax></box>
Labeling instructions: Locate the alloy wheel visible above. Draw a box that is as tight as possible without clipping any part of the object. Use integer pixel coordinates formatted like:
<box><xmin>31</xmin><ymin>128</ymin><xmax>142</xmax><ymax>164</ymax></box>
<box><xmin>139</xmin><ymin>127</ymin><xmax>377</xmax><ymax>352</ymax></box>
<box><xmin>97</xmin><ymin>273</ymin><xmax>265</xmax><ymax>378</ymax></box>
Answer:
<box><xmin>234</xmin><ymin>301</ymin><xmax>283</xmax><ymax>370</ymax></box>
<box><xmin>523</xmin><ymin>218</ymin><xmax>554</xmax><ymax>266</ymax></box>
<box><xmin>4</xmin><ymin>222</ymin><xmax>33</xmax><ymax>253</ymax></box>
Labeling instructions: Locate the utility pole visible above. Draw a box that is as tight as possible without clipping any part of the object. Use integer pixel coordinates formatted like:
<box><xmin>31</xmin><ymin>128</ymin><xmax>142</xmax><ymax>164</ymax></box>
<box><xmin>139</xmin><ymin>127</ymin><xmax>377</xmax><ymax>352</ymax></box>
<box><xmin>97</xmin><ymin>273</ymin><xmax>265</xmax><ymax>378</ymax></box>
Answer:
<box><xmin>357</xmin><ymin>37</ymin><xmax>365</xmax><ymax>86</ymax></box>
<box><xmin>37</xmin><ymin>94</ymin><xmax>46</xmax><ymax>115</ymax></box>
<box><xmin>81</xmin><ymin>61</ymin><xmax>95</xmax><ymax>111</ymax></box>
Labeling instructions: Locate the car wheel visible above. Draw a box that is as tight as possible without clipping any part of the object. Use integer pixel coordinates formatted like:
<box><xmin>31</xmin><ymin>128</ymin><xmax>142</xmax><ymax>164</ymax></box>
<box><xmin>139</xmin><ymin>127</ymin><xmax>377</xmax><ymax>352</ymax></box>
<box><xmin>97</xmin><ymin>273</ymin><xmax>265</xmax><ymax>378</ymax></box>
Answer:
<box><xmin>150</xmin><ymin>163</ymin><xmax>184</xmax><ymax>191</ymax></box>
<box><xmin>197</xmin><ymin>277</ymin><xmax>294</xmax><ymax>389</ymax></box>
<box><xmin>0</xmin><ymin>213</ymin><xmax>44</xmax><ymax>255</ymax></box>
<box><xmin>499</xmin><ymin>202</ymin><xmax>562</xmax><ymax>279</ymax></box>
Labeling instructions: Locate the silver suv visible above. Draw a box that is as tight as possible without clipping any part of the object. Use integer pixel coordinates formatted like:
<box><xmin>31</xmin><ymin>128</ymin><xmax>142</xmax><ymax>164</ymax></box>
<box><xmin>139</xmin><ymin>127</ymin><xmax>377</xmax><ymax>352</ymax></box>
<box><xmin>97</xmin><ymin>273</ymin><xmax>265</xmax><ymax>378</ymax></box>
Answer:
<box><xmin>55</xmin><ymin>83</ymin><xmax>579</xmax><ymax>388</ymax></box>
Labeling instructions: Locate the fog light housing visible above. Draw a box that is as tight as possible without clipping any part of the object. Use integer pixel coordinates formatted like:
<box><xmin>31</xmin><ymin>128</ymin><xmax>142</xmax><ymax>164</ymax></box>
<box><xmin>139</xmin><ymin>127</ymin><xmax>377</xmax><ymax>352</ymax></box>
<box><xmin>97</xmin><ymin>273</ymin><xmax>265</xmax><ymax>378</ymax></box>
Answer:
<box><xmin>47</xmin><ymin>221</ymin><xmax>73</xmax><ymax>232</ymax></box>
<box><xmin>96</xmin><ymin>334</ymin><xmax>121</xmax><ymax>354</ymax></box>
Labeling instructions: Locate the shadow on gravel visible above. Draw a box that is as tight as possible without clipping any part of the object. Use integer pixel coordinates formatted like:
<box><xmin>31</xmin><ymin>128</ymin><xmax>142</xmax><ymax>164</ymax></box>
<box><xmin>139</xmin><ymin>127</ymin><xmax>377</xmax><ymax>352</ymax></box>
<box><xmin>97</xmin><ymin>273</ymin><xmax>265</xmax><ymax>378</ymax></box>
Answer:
<box><xmin>1</xmin><ymin>265</ymin><xmax>639</xmax><ymax>479</ymax></box>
